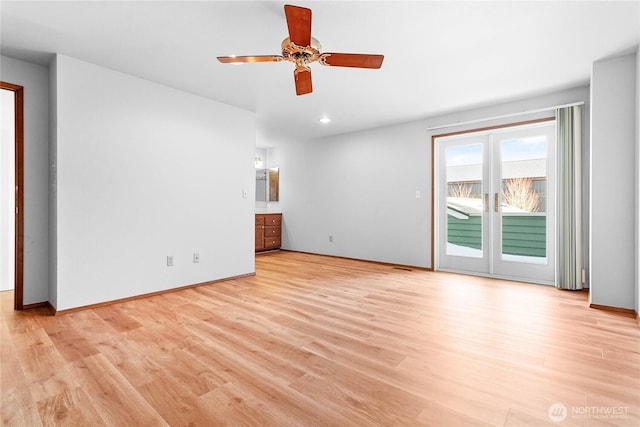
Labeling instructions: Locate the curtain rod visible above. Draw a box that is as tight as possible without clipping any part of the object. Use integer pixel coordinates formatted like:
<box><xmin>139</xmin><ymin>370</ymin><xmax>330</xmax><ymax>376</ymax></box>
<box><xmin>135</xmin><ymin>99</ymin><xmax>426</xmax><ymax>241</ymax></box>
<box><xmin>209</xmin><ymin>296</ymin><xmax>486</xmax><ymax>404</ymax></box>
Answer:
<box><xmin>425</xmin><ymin>101</ymin><xmax>585</xmax><ymax>132</ymax></box>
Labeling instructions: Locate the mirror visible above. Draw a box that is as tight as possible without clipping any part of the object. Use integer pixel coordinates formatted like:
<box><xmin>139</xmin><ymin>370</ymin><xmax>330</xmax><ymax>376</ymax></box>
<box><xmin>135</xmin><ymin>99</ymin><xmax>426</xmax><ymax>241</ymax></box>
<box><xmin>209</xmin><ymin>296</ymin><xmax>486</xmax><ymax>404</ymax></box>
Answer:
<box><xmin>256</xmin><ymin>168</ymin><xmax>279</xmax><ymax>202</ymax></box>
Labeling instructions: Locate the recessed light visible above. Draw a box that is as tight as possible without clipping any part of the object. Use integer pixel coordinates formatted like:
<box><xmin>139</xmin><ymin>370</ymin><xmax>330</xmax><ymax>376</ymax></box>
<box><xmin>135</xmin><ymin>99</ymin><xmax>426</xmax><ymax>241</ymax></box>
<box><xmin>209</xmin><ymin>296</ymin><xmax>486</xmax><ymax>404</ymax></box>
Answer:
<box><xmin>319</xmin><ymin>116</ymin><xmax>331</xmax><ymax>124</ymax></box>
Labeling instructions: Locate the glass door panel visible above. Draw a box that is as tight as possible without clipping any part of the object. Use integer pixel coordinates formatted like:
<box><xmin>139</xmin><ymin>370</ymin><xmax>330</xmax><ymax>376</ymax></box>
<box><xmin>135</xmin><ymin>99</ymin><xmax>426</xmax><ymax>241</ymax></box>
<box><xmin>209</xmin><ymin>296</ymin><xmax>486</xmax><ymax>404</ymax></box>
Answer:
<box><xmin>437</xmin><ymin>135</ymin><xmax>490</xmax><ymax>275</ymax></box>
<box><xmin>492</xmin><ymin>123</ymin><xmax>556</xmax><ymax>283</ymax></box>
<box><xmin>500</xmin><ymin>134</ymin><xmax>548</xmax><ymax>262</ymax></box>
<box><xmin>445</xmin><ymin>143</ymin><xmax>484</xmax><ymax>258</ymax></box>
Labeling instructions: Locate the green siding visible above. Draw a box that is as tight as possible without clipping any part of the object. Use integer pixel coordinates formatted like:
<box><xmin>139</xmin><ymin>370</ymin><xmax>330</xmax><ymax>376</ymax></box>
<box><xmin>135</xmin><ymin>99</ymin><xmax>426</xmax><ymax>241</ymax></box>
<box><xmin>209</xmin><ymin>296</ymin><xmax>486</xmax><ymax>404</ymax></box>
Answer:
<box><xmin>447</xmin><ymin>214</ymin><xmax>546</xmax><ymax>257</ymax></box>
<box><xmin>447</xmin><ymin>215</ymin><xmax>482</xmax><ymax>250</ymax></box>
<box><xmin>502</xmin><ymin>215</ymin><xmax>546</xmax><ymax>257</ymax></box>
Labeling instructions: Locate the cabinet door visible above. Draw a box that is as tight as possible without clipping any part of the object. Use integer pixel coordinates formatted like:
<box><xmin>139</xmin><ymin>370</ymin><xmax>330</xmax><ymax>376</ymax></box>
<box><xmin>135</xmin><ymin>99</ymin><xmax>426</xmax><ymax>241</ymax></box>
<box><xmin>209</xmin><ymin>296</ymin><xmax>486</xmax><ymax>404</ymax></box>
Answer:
<box><xmin>255</xmin><ymin>215</ymin><xmax>265</xmax><ymax>251</ymax></box>
<box><xmin>255</xmin><ymin>226</ymin><xmax>265</xmax><ymax>250</ymax></box>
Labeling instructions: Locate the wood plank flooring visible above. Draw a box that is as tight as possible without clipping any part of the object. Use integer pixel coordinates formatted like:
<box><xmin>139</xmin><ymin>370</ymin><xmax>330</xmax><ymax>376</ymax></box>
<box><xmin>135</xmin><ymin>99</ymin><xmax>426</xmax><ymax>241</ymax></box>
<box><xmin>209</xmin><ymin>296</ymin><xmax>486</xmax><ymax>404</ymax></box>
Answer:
<box><xmin>2</xmin><ymin>251</ymin><xmax>639</xmax><ymax>426</ymax></box>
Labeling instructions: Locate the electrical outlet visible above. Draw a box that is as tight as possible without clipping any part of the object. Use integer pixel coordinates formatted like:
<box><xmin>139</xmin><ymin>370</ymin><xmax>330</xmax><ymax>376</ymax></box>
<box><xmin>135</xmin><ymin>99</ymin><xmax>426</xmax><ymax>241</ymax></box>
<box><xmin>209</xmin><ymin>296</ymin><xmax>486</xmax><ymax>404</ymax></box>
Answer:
<box><xmin>193</xmin><ymin>253</ymin><xmax>200</xmax><ymax>263</ymax></box>
<box><xmin>167</xmin><ymin>256</ymin><xmax>174</xmax><ymax>267</ymax></box>
<box><xmin>329</xmin><ymin>235</ymin><xmax>333</xmax><ymax>243</ymax></box>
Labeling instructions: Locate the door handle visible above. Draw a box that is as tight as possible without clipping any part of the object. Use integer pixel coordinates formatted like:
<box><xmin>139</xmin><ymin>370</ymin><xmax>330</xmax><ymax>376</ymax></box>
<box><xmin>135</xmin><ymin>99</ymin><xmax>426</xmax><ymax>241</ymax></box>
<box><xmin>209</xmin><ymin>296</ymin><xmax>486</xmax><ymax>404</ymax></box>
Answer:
<box><xmin>484</xmin><ymin>193</ymin><xmax>489</xmax><ymax>212</ymax></box>
<box><xmin>494</xmin><ymin>193</ymin><xmax>499</xmax><ymax>212</ymax></box>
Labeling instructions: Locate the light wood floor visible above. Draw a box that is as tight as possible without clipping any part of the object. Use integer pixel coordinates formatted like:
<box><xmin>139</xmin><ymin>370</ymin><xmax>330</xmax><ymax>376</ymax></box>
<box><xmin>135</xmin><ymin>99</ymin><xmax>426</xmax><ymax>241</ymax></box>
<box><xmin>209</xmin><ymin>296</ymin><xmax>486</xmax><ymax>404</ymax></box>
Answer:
<box><xmin>2</xmin><ymin>251</ymin><xmax>639</xmax><ymax>426</ymax></box>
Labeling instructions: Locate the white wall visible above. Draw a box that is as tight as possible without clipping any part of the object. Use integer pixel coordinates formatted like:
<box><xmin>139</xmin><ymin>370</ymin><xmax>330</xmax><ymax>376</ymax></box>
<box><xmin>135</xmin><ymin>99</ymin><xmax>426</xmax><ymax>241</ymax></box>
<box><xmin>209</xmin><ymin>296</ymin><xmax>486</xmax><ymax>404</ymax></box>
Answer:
<box><xmin>590</xmin><ymin>52</ymin><xmax>637</xmax><ymax>310</ymax></box>
<box><xmin>0</xmin><ymin>56</ymin><xmax>50</xmax><ymax>304</ymax></box>
<box><xmin>51</xmin><ymin>55</ymin><xmax>256</xmax><ymax>311</ymax></box>
<box><xmin>271</xmin><ymin>120</ymin><xmax>431</xmax><ymax>267</ymax></box>
<box><xmin>49</xmin><ymin>56</ymin><xmax>58</xmax><ymax>308</ymax></box>
<box><xmin>636</xmin><ymin>45</ymin><xmax>640</xmax><ymax>316</ymax></box>
<box><xmin>269</xmin><ymin>86</ymin><xmax>589</xmax><ymax>269</ymax></box>
<box><xmin>1</xmin><ymin>89</ymin><xmax>15</xmax><ymax>291</ymax></box>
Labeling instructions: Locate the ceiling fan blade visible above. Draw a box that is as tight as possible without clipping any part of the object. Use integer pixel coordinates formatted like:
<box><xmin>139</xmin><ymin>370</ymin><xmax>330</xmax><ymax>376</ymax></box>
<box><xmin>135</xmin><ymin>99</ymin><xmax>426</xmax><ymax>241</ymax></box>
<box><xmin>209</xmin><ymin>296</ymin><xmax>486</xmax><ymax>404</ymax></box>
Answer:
<box><xmin>294</xmin><ymin>68</ymin><xmax>312</xmax><ymax>96</ymax></box>
<box><xmin>217</xmin><ymin>55</ymin><xmax>283</xmax><ymax>64</ymax></box>
<box><xmin>319</xmin><ymin>53</ymin><xmax>384</xmax><ymax>69</ymax></box>
<box><xmin>284</xmin><ymin>5</ymin><xmax>311</xmax><ymax>47</ymax></box>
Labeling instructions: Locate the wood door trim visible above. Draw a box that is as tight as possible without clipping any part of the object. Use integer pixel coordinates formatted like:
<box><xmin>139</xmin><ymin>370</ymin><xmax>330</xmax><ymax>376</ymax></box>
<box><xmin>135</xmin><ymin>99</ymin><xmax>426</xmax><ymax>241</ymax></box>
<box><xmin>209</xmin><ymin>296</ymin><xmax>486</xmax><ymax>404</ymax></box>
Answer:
<box><xmin>0</xmin><ymin>81</ymin><xmax>24</xmax><ymax>310</ymax></box>
<box><xmin>431</xmin><ymin>116</ymin><xmax>555</xmax><ymax>140</ymax></box>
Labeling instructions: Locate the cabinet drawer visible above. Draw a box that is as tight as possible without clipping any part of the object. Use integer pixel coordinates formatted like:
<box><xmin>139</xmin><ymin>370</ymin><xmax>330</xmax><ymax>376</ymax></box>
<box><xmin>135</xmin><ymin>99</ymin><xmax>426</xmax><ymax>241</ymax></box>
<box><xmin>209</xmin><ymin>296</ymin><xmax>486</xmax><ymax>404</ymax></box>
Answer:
<box><xmin>264</xmin><ymin>225</ymin><xmax>280</xmax><ymax>237</ymax></box>
<box><xmin>255</xmin><ymin>216</ymin><xmax>265</xmax><ymax>226</ymax></box>
<box><xmin>263</xmin><ymin>214</ymin><xmax>281</xmax><ymax>226</ymax></box>
<box><xmin>264</xmin><ymin>236</ymin><xmax>281</xmax><ymax>248</ymax></box>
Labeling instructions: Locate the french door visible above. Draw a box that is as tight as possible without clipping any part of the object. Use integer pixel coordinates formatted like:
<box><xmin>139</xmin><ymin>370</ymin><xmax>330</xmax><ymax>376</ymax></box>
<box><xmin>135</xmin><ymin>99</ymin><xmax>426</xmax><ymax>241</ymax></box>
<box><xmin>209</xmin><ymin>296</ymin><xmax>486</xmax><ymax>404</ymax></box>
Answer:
<box><xmin>435</xmin><ymin>120</ymin><xmax>556</xmax><ymax>284</ymax></box>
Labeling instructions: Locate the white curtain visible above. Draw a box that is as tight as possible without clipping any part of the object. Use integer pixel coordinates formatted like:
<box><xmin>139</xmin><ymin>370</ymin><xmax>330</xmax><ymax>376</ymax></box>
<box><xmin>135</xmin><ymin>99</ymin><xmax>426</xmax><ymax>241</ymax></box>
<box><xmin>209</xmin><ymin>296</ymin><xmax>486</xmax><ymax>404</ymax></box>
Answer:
<box><xmin>556</xmin><ymin>105</ymin><xmax>583</xmax><ymax>290</ymax></box>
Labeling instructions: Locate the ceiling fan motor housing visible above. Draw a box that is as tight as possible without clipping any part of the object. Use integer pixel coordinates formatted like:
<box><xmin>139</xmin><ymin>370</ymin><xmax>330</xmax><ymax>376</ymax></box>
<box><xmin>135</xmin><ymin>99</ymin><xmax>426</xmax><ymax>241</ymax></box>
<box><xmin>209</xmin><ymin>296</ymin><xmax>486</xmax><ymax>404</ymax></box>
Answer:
<box><xmin>281</xmin><ymin>37</ymin><xmax>321</xmax><ymax>70</ymax></box>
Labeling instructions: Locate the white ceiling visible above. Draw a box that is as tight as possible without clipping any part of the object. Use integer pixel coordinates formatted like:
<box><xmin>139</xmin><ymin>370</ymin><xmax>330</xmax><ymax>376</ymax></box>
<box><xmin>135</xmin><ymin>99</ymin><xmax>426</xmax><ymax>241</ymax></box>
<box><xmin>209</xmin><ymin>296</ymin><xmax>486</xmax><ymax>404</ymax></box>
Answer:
<box><xmin>1</xmin><ymin>1</ymin><xmax>639</xmax><ymax>142</ymax></box>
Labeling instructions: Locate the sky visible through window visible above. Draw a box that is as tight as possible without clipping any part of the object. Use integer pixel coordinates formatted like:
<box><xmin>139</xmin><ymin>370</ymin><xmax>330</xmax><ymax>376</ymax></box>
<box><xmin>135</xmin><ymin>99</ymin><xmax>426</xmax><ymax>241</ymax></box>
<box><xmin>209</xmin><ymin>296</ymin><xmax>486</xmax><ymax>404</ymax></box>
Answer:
<box><xmin>446</xmin><ymin>136</ymin><xmax>548</xmax><ymax>166</ymax></box>
<box><xmin>501</xmin><ymin>136</ymin><xmax>548</xmax><ymax>162</ymax></box>
<box><xmin>446</xmin><ymin>143</ymin><xmax>482</xmax><ymax>167</ymax></box>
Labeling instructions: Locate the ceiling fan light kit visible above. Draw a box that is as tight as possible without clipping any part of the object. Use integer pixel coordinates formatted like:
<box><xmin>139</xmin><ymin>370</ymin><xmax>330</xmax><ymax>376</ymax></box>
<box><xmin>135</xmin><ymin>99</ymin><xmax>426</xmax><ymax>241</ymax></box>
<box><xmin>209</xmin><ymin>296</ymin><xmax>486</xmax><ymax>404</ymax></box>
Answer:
<box><xmin>217</xmin><ymin>4</ymin><xmax>384</xmax><ymax>96</ymax></box>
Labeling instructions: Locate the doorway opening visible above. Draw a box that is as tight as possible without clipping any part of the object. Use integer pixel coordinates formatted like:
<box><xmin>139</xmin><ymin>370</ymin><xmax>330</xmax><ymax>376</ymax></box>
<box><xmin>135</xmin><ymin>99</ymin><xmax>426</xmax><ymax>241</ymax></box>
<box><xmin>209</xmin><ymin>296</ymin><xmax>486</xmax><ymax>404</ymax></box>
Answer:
<box><xmin>433</xmin><ymin>118</ymin><xmax>556</xmax><ymax>285</ymax></box>
<box><xmin>0</xmin><ymin>81</ymin><xmax>24</xmax><ymax>309</ymax></box>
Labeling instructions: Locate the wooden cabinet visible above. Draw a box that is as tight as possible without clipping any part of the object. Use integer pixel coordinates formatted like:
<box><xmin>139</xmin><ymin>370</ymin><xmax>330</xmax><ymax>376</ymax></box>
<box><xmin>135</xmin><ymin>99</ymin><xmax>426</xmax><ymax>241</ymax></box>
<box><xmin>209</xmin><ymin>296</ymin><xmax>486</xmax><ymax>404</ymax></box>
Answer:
<box><xmin>255</xmin><ymin>213</ymin><xmax>281</xmax><ymax>252</ymax></box>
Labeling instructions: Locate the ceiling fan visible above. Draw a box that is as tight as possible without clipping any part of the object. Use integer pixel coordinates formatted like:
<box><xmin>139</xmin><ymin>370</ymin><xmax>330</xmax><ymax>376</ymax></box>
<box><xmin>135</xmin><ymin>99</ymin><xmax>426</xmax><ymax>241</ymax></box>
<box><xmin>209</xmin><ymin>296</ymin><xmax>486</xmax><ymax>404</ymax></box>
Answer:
<box><xmin>217</xmin><ymin>4</ymin><xmax>384</xmax><ymax>96</ymax></box>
